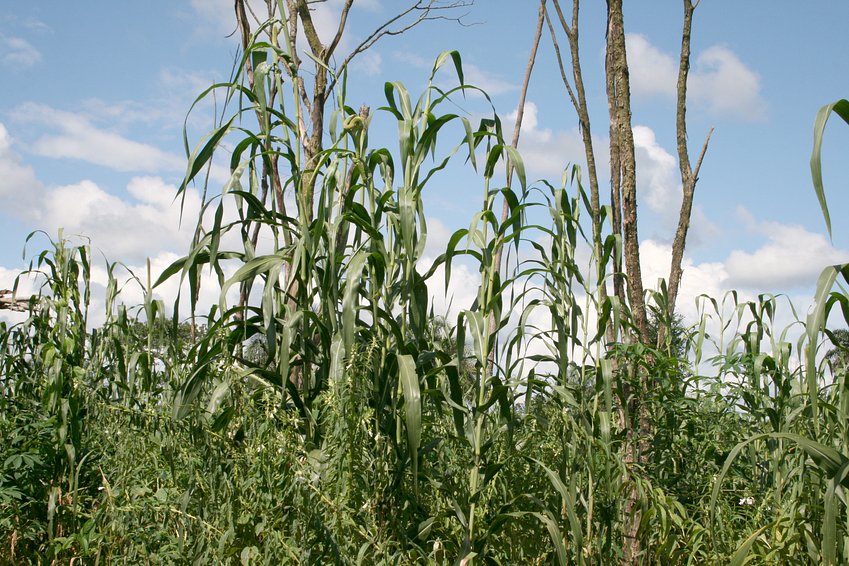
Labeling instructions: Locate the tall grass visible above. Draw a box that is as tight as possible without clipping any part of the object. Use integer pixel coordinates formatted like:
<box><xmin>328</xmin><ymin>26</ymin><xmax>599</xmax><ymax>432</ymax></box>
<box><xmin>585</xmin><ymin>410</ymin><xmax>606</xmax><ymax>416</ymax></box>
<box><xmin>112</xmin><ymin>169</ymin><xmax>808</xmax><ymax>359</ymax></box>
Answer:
<box><xmin>2</xmin><ymin>42</ymin><xmax>849</xmax><ymax>565</ymax></box>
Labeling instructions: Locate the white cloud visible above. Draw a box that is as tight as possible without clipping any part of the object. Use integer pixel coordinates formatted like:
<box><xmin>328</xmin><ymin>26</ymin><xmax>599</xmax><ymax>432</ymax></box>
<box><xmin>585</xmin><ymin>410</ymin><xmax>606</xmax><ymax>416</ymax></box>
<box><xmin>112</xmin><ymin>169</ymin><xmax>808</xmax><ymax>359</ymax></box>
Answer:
<box><xmin>638</xmin><ymin>209</ymin><xmax>849</xmax><ymax>326</ymax></box>
<box><xmin>12</xmin><ymin>102</ymin><xmax>231</xmax><ymax>184</ymax></box>
<box><xmin>638</xmin><ymin>238</ymin><xmax>815</xmax><ymax>373</ymax></box>
<box><xmin>14</xmin><ymin>103</ymin><xmax>186</xmax><ymax>173</ymax></box>
<box><xmin>690</xmin><ymin>45</ymin><xmax>765</xmax><ymax>120</ymax></box>
<box><xmin>0</xmin><ymin>33</ymin><xmax>41</xmax><ymax>67</ymax></box>
<box><xmin>463</xmin><ymin>63</ymin><xmax>517</xmax><ymax>96</ymax></box>
<box><xmin>350</xmin><ymin>50</ymin><xmax>382</xmax><ymax>77</ymax></box>
<box><xmin>0</xmin><ymin>123</ymin><xmax>44</xmax><ymax>216</ymax></box>
<box><xmin>36</xmin><ymin>177</ymin><xmax>207</xmax><ymax>263</ymax></box>
<box><xmin>0</xmin><ymin>267</ymin><xmax>38</xmax><ymax>325</ymax></box>
<box><xmin>0</xmin><ymin>248</ymin><xmax>241</xmax><ymax>329</ymax></box>
<box><xmin>90</xmin><ymin>250</ymin><xmax>241</xmax><ymax>325</ymax></box>
<box><xmin>626</xmin><ymin>34</ymin><xmax>677</xmax><ymax>98</ymax></box>
<box><xmin>426</xmin><ymin>259</ymin><xmax>480</xmax><ymax>324</ymax></box>
<box><xmin>505</xmin><ymin>102</ymin><xmax>593</xmax><ymax>178</ymax></box>
<box><xmin>724</xmin><ymin>208</ymin><xmax>849</xmax><ymax>290</ymax></box>
<box><xmin>639</xmin><ymin>239</ymin><xmax>729</xmax><ymax>317</ymax></box>
<box><xmin>633</xmin><ymin>125</ymin><xmax>678</xmax><ymax>213</ymax></box>
<box><xmin>632</xmin><ymin>125</ymin><xmax>718</xmax><ymax>245</ymax></box>
<box><xmin>626</xmin><ymin>33</ymin><xmax>765</xmax><ymax>120</ymax></box>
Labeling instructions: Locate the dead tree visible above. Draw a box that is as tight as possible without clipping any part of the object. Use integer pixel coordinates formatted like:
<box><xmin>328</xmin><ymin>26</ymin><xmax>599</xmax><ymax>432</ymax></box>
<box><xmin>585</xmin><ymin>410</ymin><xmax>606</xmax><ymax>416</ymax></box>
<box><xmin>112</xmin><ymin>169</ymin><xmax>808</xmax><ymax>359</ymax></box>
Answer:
<box><xmin>546</xmin><ymin>1</ymin><xmax>712</xmax><ymax>561</ymax></box>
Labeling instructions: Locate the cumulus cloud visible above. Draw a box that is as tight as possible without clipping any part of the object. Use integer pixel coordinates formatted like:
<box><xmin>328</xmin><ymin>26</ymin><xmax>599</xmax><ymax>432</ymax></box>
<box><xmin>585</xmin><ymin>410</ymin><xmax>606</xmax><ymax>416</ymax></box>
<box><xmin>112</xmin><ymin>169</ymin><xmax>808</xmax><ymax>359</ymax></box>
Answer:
<box><xmin>626</xmin><ymin>34</ymin><xmax>676</xmax><ymax>98</ymax></box>
<box><xmin>37</xmin><ymin>177</ymin><xmax>207</xmax><ymax>262</ymax></box>
<box><xmin>690</xmin><ymin>46</ymin><xmax>765</xmax><ymax>120</ymax></box>
<box><xmin>633</xmin><ymin>125</ymin><xmax>678</xmax><ymax>212</ymax></box>
<box><xmin>350</xmin><ymin>50</ymin><xmax>383</xmax><ymax>77</ymax></box>
<box><xmin>632</xmin><ymin>125</ymin><xmax>718</xmax><ymax>245</ymax></box>
<box><xmin>626</xmin><ymin>33</ymin><xmax>765</xmax><ymax>120</ymax></box>
<box><xmin>0</xmin><ymin>127</ymin><xmax>219</xmax><ymax>264</ymax></box>
<box><xmin>724</xmin><ymin>208</ymin><xmax>849</xmax><ymax>290</ymax></box>
<box><xmin>0</xmin><ymin>33</ymin><xmax>41</xmax><ymax>67</ymax></box>
<box><xmin>504</xmin><ymin>102</ymin><xmax>593</xmax><ymax>178</ymax></box>
<box><xmin>463</xmin><ymin>63</ymin><xmax>517</xmax><ymax>96</ymax></box>
<box><xmin>0</xmin><ymin>266</ymin><xmax>38</xmax><ymax>325</ymax></box>
<box><xmin>11</xmin><ymin>102</ymin><xmax>231</xmax><ymax>183</ymax></box>
<box><xmin>13</xmin><ymin>103</ymin><xmax>186</xmax><ymax>173</ymax></box>
<box><xmin>639</xmin><ymin>239</ymin><xmax>729</xmax><ymax>316</ymax></box>
<box><xmin>638</xmin><ymin>207</ymin><xmax>849</xmax><ymax>326</ymax></box>
<box><xmin>0</xmin><ymin>123</ymin><xmax>44</xmax><ymax>216</ymax></box>
<box><xmin>638</xmin><ymin>238</ymin><xmax>815</xmax><ymax>370</ymax></box>
<box><xmin>0</xmin><ymin>249</ymin><xmax>241</xmax><ymax>329</ymax></box>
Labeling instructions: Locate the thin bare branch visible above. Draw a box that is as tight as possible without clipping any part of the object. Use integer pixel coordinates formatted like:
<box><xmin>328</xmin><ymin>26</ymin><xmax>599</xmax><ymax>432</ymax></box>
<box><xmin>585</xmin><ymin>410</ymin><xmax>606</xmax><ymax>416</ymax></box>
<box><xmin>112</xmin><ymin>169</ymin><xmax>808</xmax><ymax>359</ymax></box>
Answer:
<box><xmin>548</xmin><ymin>0</ymin><xmax>611</xmax><ymax>341</ymax></box>
<box><xmin>327</xmin><ymin>1</ymin><xmax>473</xmax><ymax>92</ymax></box>
<box><xmin>549</xmin><ymin>0</ymin><xmax>573</xmax><ymax>42</ymax></box>
<box><xmin>543</xmin><ymin>7</ymin><xmax>579</xmax><ymax>113</ymax></box>
<box><xmin>292</xmin><ymin>0</ymin><xmax>326</xmax><ymax>58</ymax></box>
<box><xmin>692</xmin><ymin>127</ymin><xmax>713</xmax><ymax>182</ymax></box>
<box><xmin>325</xmin><ymin>0</ymin><xmax>354</xmax><ymax>59</ymax></box>
<box><xmin>486</xmin><ymin>0</ymin><xmax>545</xmax><ymax>377</ymax></box>
<box><xmin>666</xmin><ymin>0</ymin><xmax>711</xmax><ymax>317</ymax></box>
<box><xmin>675</xmin><ymin>0</ymin><xmax>696</xmax><ymax>182</ymax></box>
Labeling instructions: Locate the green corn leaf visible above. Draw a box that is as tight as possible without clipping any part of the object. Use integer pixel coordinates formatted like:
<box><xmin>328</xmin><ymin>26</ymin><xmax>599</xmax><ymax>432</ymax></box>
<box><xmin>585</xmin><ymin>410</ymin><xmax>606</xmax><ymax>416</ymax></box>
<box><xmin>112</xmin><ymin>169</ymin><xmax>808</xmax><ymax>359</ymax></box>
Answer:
<box><xmin>342</xmin><ymin>251</ymin><xmax>367</xmax><ymax>352</ymax></box>
<box><xmin>398</xmin><ymin>354</ymin><xmax>421</xmax><ymax>497</ymax></box>
<box><xmin>465</xmin><ymin>309</ymin><xmax>487</xmax><ymax>369</ymax></box>
<box><xmin>730</xmin><ymin>525</ymin><xmax>768</xmax><ymax>566</ymax></box>
<box><xmin>806</xmin><ymin>265</ymin><xmax>843</xmax><ymax>428</ymax></box>
<box><xmin>810</xmin><ymin>99</ymin><xmax>849</xmax><ymax>239</ymax></box>
<box><xmin>179</xmin><ymin>115</ymin><xmax>236</xmax><ymax>197</ymax></box>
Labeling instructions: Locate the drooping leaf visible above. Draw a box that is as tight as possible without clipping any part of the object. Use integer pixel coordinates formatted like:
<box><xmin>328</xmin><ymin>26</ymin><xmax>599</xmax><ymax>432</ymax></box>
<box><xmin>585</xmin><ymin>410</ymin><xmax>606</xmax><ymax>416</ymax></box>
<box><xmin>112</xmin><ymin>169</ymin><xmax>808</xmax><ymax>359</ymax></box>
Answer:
<box><xmin>810</xmin><ymin>99</ymin><xmax>849</xmax><ymax>238</ymax></box>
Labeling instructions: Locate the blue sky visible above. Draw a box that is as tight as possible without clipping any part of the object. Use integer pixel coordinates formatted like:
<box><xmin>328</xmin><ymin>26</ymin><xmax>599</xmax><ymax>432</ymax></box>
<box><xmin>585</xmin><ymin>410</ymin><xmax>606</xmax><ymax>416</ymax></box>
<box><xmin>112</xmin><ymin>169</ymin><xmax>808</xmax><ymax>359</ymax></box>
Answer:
<box><xmin>1</xmin><ymin>1</ymin><xmax>849</xmax><ymax>326</ymax></box>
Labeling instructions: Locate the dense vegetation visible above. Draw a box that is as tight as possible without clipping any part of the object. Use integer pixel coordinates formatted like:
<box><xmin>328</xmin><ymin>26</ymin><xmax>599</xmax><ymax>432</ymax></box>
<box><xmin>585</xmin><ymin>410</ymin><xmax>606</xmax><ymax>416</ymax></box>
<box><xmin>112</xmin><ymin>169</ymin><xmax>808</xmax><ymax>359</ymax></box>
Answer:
<box><xmin>3</xmin><ymin>10</ymin><xmax>849</xmax><ymax>565</ymax></box>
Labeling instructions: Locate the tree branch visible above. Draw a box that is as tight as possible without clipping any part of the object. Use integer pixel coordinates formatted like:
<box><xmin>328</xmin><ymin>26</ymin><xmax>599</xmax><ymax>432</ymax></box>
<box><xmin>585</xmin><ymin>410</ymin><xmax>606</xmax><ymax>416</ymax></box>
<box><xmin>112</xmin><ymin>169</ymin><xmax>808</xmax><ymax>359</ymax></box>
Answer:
<box><xmin>666</xmin><ymin>0</ymin><xmax>712</xmax><ymax>319</ymax></box>
<box><xmin>325</xmin><ymin>0</ymin><xmax>354</xmax><ymax>60</ymax></box>
<box><xmin>327</xmin><ymin>1</ymin><xmax>473</xmax><ymax>93</ymax></box>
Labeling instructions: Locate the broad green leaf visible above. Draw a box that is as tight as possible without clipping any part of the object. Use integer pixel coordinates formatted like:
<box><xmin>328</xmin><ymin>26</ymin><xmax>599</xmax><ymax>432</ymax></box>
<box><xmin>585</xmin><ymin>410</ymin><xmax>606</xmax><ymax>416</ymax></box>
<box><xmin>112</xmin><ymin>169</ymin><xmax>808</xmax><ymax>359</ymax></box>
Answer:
<box><xmin>398</xmin><ymin>354</ymin><xmax>421</xmax><ymax>497</ymax></box>
<box><xmin>730</xmin><ymin>525</ymin><xmax>768</xmax><ymax>566</ymax></box>
<box><xmin>810</xmin><ymin>99</ymin><xmax>849</xmax><ymax>238</ymax></box>
<box><xmin>806</xmin><ymin>264</ymin><xmax>842</xmax><ymax>428</ymax></box>
<box><xmin>342</xmin><ymin>251</ymin><xmax>367</xmax><ymax>351</ymax></box>
<box><xmin>179</xmin><ymin>115</ymin><xmax>236</xmax><ymax>197</ymax></box>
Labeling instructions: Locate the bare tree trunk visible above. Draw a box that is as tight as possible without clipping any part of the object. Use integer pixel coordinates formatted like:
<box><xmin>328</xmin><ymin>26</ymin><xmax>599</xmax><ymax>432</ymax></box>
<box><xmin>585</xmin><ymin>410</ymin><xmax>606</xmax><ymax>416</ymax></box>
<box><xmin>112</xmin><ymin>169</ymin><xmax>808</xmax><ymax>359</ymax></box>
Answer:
<box><xmin>546</xmin><ymin>1</ymin><xmax>710</xmax><ymax>561</ymax></box>
<box><xmin>666</xmin><ymin>0</ymin><xmax>712</xmax><ymax>324</ymax></box>
<box><xmin>605</xmin><ymin>2</ymin><xmax>650</xmax><ymax>562</ymax></box>
<box><xmin>599</xmin><ymin>26</ymin><xmax>628</xmax><ymax>320</ymax></box>
<box><xmin>606</xmin><ymin>0</ymin><xmax>647</xmax><ymax>340</ymax></box>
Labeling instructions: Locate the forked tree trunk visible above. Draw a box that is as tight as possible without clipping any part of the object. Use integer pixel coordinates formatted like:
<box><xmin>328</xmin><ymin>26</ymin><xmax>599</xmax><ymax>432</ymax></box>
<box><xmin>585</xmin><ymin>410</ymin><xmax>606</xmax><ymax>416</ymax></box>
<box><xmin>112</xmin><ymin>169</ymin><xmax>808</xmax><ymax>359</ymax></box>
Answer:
<box><xmin>666</xmin><ymin>0</ymin><xmax>712</xmax><ymax>327</ymax></box>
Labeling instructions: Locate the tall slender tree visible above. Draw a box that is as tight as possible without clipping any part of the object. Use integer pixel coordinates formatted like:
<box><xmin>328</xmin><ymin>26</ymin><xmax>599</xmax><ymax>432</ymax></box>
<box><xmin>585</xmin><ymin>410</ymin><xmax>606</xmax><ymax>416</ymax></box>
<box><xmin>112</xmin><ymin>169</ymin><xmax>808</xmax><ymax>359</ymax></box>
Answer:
<box><xmin>545</xmin><ymin>1</ymin><xmax>713</xmax><ymax>561</ymax></box>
